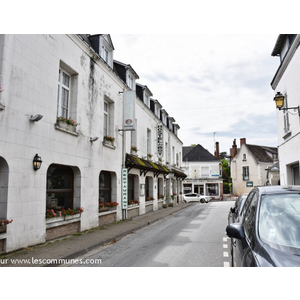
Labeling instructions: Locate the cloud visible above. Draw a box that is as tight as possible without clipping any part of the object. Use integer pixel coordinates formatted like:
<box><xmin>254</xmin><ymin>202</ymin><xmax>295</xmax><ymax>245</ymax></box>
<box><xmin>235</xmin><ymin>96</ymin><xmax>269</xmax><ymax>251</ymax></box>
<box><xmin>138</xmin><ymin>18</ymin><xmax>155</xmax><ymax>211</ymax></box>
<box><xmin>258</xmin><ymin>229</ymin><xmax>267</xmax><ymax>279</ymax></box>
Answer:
<box><xmin>111</xmin><ymin>34</ymin><xmax>280</xmax><ymax>154</ymax></box>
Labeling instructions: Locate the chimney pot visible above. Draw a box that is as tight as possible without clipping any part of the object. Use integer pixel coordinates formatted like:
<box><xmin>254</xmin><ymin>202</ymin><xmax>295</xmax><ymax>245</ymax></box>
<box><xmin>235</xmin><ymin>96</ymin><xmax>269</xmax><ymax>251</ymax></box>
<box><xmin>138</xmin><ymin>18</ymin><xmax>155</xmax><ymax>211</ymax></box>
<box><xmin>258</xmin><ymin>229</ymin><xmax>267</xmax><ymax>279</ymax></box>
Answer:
<box><xmin>240</xmin><ymin>138</ymin><xmax>246</xmax><ymax>147</ymax></box>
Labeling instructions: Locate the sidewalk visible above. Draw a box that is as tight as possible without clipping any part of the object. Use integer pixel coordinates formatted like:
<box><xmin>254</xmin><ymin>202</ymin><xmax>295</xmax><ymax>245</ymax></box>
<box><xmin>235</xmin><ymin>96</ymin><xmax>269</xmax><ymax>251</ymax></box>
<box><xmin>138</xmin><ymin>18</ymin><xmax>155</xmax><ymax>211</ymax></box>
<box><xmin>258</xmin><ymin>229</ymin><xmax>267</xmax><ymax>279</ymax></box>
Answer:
<box><xmin>0</xmin><ymin>202</ymin><xmax>192</xmax><ymax>267</ymax></box>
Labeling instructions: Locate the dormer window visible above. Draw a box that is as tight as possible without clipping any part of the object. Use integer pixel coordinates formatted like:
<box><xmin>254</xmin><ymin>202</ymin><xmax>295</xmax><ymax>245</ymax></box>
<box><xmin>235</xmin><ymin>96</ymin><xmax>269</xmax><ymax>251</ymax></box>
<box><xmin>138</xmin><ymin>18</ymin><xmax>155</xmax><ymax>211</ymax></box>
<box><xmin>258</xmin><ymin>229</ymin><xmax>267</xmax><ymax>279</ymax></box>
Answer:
<box><xmin>102</xmin><ymin>47</ymin><xmax>109</xmax><ymax>63</ymax></box>
<box><xmin>128</xmin><ymin>74</ymin><xmax>133</xmax><ymax>90</ymax></box>
<box><xmin>145</xmin><ymin>94</ymin><xmax>150</xmax><ymax>107</ymax></box>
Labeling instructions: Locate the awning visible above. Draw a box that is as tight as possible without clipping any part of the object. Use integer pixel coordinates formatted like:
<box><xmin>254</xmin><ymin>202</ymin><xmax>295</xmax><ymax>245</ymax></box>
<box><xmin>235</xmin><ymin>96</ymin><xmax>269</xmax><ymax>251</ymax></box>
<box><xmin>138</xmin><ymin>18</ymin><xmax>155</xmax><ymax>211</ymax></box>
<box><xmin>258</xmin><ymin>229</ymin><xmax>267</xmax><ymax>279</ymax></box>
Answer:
<box><xmin>171</xmin><ymin>167</ymin><xmax>187</xmax><ymax>179</ymax></box>
<box><xmin>125</xmin><ymin>153</ymin><xmax>170</xmax><ymax>177</ymax></box>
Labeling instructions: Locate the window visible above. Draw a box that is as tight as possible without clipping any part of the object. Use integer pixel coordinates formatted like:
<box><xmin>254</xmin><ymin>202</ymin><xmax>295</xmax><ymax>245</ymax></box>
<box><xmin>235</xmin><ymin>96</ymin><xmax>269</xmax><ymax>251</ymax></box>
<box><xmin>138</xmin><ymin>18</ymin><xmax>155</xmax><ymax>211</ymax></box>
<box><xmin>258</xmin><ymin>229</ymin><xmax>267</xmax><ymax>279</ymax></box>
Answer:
<box><xmin>104</xmin><ymin>101</ymin><xmax>108</xmax><ymax>137</ymax></box>
<box><xmin>243</xmin><ymin>192</ymin><xmax>258</xmax><ymax>242</ymax></box>
<box><xmin>243</xmin><ymin>154</ymin><xmax>247</xmax><ymax>161</ymax></box>
<box><xmin>128</xmin><ymin>75</ymin><xmax>133</xmax><ymax>90</ymax></box>
<box><xmin>47</xmin><ymin>165</ymin><xmax>74</xmax><ymax>210</ymax></box>
<box><xmin>128</xmin><ymin>175</ymin><xmax>135</xmax><ymax>201</ymax></box>
<box><xmin>103</xmin><ymin>97</ymin><xmax>114</xmax><ymax>138</ymax></box>
<box><xmin>242</xmin><ymin>166</ymin><xmax>249</xmax><ymax>181</ymax></box>
<box><xmin>241</xmin><ymin>191</ymin><xmax>255</xmax><ymax>217</ymax></box>
<box><xmin>131</xmin><ymin>119</ymin><xmax>137</xmax><ymax>149</ymax></box>
<box><xmin>292</xmin><ymin>163</ymin><xmax>300</xmax><ymax>185</ymax></box>
<box><xmin>99</xmin><ymin>171</ymin><xmax>111</xmax><ymax>204</ymax></box>
<box><xmin>283</xmin><ymin>94</ymin><xmax>290</xmax><ymax>133</ymax></box>
<box><xmin>57</xmin><ymin>70</ymin><xmax>70</xmax><ymax>118</ymax></box>
<box><xmin>147</xmin><ymin>129</ymin><xmax>151</xmax><ymax>155</ymax></box>
<box><xmin>201</xmin><ymin>167</ymin><xmax>209</xmax><ymax>178</ymax></box>
<box><xmin>206</xmin><ymin>183</ymin><xmax>218</xmax><ymax>196</ymax></box>
<box><xmin>102</xmin><ymin>46</ymin><xmax>109</xmax><ymax>63</ymax></box>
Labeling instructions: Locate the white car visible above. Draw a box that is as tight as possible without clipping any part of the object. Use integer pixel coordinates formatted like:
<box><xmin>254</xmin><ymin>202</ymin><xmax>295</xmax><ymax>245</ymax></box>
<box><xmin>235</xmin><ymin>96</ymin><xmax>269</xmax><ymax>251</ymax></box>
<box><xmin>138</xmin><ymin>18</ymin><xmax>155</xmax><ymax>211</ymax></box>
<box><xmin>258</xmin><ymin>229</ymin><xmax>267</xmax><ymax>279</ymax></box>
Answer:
<box><xmin>183</xmin><ymin>193</ymin><xmax>211</xmax><ymax>203</ymax></box>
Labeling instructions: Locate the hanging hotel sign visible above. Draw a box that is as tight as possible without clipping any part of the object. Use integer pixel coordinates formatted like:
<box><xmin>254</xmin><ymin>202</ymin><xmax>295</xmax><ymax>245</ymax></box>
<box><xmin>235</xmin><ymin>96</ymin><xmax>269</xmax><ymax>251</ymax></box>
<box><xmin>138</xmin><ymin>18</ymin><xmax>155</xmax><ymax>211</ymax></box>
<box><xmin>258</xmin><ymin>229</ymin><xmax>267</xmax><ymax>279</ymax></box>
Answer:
<box><xmin>157</xmin><ymin>122</ymin><xmax>163</xmax><ymax>158</ymax></box>
<box><xmin>123</xmin><ymin>90</ymin><xmax>136</xmax><ymax>131</ymax></box>
<box><xmin>122</xmin><ymin>168</ymin><xmax>128</xmax><ymax>209</ymax></box>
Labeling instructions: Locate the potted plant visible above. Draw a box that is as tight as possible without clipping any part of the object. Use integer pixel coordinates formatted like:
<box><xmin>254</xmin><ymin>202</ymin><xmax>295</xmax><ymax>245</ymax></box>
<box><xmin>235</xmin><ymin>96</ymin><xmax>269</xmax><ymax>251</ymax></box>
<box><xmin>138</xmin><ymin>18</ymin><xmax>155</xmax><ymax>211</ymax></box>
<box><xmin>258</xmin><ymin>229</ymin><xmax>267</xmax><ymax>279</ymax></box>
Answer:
<box><xmin>146</xmin><ymin>197</ymin><xmax>154</xmax><ymax>202</ymax></box>
<box><xmin>56</xmin><ymin>116</ymin><xmax>80</xmax><ymax>133</ymax></box>
<box><xmin>104</xmin><ymin>136</ymin><xmax>115</xmax><ymax>142</ymax></box>
<box><xmin>103</xmin><ymin>136</ymin><xmax>115</xmax><ymax>147</ymax></box>
<box><xmin>128</xmin><ymin>199</ymin><xmax>139</xmax><ymax>206</ymax></box>
<box><xmin>131</xmin><ymin>146</ymin><xmax>138</xmax><ymax>154</ymax></box>
<box><xmin>46</xmin><ymin>207</ymin><xmax>84</xmax><ymax>220</ymax></box>
<box><xmin>0</xmin><ymin>219</ymin><xmax>13</xmax><ymax>234</ymax></box>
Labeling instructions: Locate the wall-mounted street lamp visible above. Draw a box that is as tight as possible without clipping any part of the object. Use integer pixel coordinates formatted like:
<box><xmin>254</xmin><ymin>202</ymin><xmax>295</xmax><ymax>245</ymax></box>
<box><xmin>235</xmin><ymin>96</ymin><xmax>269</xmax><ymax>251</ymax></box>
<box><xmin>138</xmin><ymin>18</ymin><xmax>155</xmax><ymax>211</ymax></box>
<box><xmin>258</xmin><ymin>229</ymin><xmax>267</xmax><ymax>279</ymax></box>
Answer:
<box><xmin>273</xmin><ymin>92</ymin><xmax>300</xmax><ymax>116</ymax></box>
<box><xmin>29</xmin><ymin>114</ymin><xmax>43</xmax><ymax>122</ymax></box>
<box><xmin>33</xmin><ymin>153</ymin><xmax>42</xmax><ymax>171</ymax></box>
<box><xmin>90</xmin><ymin>137</ymin><xmax>99</xmax><ymax>142</ymax></box>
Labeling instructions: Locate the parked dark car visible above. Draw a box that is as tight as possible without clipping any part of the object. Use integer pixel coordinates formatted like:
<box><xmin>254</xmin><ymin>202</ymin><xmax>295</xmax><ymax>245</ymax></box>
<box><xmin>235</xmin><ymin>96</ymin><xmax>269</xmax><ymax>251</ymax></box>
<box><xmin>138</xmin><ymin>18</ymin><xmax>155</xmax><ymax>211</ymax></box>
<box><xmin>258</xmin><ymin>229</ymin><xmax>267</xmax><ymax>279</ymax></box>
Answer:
<box><xmin>226</xmin><ymin>186</ymin><xmax>300</xmax><ymax>267</ymax></box>
<box><xmin>228</xmin><ymin>193</ymin><xmax>248</xmax><ymax>225</ymax></box>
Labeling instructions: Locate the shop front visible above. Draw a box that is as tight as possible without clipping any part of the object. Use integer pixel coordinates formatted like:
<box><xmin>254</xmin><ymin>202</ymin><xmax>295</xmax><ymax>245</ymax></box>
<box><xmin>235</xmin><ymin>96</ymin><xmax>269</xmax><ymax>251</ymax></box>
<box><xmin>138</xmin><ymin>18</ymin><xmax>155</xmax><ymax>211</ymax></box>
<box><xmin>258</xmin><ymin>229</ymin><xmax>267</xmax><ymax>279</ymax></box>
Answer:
<box><xmin>183</xmin><ymin>179</ymin><xmax>223</xmax><ymax>200</ymax></box>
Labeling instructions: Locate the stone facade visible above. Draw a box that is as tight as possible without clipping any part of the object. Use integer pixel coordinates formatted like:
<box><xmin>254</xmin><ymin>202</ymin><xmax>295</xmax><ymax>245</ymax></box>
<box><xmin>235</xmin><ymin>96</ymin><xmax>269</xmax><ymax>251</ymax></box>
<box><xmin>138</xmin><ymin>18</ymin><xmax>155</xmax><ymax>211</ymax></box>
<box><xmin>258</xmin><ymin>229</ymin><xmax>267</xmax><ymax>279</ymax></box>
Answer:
<box><xmin>0</xmin><ymin>34</ymin><xmax>185</xmax><ymax>253</ymax></box>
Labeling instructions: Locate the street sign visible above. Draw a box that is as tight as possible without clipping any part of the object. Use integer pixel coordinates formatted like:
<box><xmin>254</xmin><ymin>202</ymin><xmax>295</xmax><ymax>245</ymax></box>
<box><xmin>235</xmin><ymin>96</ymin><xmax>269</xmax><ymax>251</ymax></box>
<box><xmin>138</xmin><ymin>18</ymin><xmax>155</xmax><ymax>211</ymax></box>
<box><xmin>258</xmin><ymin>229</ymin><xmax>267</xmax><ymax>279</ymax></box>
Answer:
<box><xmin>123</xmin><ymin>91</ymin><xmax>136</xmax><ymax>131</ymax></box>
<box><xmin>157</xmin><ymin>123</ymin><xmax>163</xmax><ymax>158</ymax></box>
<box><xmin>122</xmin><ymin>168</ymin><xmax>128</xmax><ymax>209</ymax></box>
<box><xmin>246</xmin><ymin>181</ymin><xmax>253</xmax><ymax>187</ymax></box>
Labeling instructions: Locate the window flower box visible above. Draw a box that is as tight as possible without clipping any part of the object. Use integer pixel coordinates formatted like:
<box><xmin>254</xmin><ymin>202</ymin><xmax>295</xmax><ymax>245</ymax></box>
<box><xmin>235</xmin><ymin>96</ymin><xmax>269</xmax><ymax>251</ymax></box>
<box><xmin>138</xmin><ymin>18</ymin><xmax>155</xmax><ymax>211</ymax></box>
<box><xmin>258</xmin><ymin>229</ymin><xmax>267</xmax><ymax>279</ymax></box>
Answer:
<box><xmin>56</xmin><ymin>117</ymin><xmax>79</xmax><ymax>135</ymax></box>
<box><xmin>46</xmin><ymin>207</ymin><xmax>84</xmax><ymax>220</ymax></box>
<box><xmin>131</xmin><ymin>146</ymin><xmax>138</xmax><ymax>155</ymax></box>
<box><xmin>0</xmin><ymin>219</ymin><xmax>13</xmax><ymax>234</ymax></box>
<box><xmin>103</xmin><ymin>136</ymin><xmax>115</xmax><ymax>148</ymax></box>
<box><xmin>99</xmin><ymin>202</ymin><xmax>119</xmax><ymax>212</ymax></box>
<box><xmin>46</xmin><ymin>216</ymin><xmax>65</xmax><ymax>224</ymax></box>
<box><xmin>146</xmin><ymin>197</ymin><xmax>155</xmax><ymax>202</ymax></box>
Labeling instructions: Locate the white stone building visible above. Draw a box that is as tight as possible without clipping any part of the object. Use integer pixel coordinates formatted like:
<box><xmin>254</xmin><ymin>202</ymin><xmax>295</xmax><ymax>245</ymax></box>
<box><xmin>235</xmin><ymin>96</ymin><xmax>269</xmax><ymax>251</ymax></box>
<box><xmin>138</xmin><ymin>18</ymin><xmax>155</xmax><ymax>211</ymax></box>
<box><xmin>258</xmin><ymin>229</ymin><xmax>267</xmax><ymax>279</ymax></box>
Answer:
<box><xmin>230</xmin><ymin>138</ymin><xmax>278</xmax><ymax>195</ymax></box>
<box><xmin>271</xmin><ymin>34</ymin><xmax>300</xmax><ymax>185</ymax></box>
<box><xmin>182</xmin><ymin>144</ymin><xmax>223</xmax><ymax>199</ymax></box>
<box><xmin>0</xmin><ymin>34</ymin><xmax>185</xmax><ymax>253</ymax></box>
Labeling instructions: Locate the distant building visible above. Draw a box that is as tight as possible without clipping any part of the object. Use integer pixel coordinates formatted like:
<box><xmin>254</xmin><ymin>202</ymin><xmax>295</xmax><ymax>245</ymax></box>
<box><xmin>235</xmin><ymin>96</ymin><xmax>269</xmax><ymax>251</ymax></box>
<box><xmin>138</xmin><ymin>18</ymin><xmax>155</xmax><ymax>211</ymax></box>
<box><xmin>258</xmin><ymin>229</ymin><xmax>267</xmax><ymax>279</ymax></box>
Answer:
<box><xmin>271</xmin><ymin>34</ymin><xmax>300</xmax><ymax>185</ymax></box>
<box><xmin>230</xmin><ymin>138</ymin><xmax>279</xmax><ymax>195</ymax></box>
<box><xmin>182</xmin><ymin>144</ymin><xmax>223</xmax><ymax>199</ymax></box>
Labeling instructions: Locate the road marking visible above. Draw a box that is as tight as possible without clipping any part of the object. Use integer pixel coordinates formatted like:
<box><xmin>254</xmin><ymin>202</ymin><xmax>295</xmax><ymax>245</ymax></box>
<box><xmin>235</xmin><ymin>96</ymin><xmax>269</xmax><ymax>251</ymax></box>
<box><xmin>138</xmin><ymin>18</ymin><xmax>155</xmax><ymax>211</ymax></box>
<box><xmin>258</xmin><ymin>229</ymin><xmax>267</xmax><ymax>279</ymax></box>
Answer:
<box><xmin>223</xmin><ymin>251</ymin><xmax>229</xmax><ymax>257</ymax></box>
<box><xmin>223</xmin><ymin>262</ymin><xmax>230</xmax><ymax>267</ymax></box>
<box><xmin>223</xmin><ymin>244</ymin><xmax>228</xmax><ymax>249</ymax></box>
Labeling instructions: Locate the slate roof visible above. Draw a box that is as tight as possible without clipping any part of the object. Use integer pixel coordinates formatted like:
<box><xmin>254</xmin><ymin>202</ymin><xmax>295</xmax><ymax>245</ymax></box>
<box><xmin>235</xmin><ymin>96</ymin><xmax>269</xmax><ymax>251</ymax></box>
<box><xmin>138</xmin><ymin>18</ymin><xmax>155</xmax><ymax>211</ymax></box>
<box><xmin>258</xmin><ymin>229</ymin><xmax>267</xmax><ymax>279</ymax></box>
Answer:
<box><xmin>271</xmin><ymin>34</ymin><xmax>296</xmax><ymax>56</ymax></box>
<box><xmin>183</xmin><ymin>144</ymin><xmax>219</xmax><ymax>162</ymax></box>
<box><xmin>245</xmin><ymin>144</ymin><xmax>277</xmax><ymax>163</ymax></box>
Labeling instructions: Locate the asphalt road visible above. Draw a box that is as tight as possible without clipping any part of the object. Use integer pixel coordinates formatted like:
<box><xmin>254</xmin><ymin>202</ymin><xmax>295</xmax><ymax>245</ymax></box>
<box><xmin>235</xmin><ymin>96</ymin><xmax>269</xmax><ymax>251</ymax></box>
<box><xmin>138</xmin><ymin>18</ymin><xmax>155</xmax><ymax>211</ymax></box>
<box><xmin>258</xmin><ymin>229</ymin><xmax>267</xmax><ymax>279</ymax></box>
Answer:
<box><xmin>67</xmin><ymin>201</ymin><xmax>234</xmax><ymax>267</ymax></box>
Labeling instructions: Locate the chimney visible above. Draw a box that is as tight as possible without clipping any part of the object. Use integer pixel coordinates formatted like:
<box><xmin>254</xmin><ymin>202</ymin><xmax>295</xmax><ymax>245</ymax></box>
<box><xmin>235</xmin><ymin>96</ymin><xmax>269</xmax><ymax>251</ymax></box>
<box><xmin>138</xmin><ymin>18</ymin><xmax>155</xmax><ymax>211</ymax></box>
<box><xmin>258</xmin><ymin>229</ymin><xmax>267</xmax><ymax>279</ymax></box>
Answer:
<box><xmin>232</xmin><ymin>139</ymin><xmax>237</xmax><ymax>159</ymax></box>
<box><xmin>240</xmin><ymin>138</ymin><xmax>246</xmax><ymax>147</ymax></box>
<box><xmin>214</xmin><ymin>142</ymin><xmax>220</xmax><ymax>159</ymax></box>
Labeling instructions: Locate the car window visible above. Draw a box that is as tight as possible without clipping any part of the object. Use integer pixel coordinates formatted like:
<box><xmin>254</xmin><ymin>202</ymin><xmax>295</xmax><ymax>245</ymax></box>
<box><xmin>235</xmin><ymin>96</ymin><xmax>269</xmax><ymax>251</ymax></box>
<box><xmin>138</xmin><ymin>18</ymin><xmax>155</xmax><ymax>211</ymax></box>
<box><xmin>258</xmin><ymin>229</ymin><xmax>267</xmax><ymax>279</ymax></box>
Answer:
<box><xmin>237</xmin><ymin>196</ymin><xmax>247</xmax><ymax>215</ymax></box>
<box><xmin>243</xmin><ymin>192</ymin><xmax>258</xmax><ymax>243</ymax></box>
<box><xmin>241</xmin><ymin>191</ymin><xmax>255</xmax><ymax>218</ymax></box>
<box><xmin>258</xmin><ymin>194</ymin><xmax>300</xmax><ymax>253</ymax></box>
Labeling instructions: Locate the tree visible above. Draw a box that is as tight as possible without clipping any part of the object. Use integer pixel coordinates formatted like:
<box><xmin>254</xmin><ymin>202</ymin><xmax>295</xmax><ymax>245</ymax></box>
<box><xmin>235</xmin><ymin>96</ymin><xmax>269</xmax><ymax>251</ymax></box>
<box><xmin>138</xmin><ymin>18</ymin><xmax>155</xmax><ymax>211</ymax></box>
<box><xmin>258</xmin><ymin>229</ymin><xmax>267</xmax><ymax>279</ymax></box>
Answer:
<box><xmin>221</xmin><ymin>156</ymin><xmax>232</xmax><ymax>194</ymax></box>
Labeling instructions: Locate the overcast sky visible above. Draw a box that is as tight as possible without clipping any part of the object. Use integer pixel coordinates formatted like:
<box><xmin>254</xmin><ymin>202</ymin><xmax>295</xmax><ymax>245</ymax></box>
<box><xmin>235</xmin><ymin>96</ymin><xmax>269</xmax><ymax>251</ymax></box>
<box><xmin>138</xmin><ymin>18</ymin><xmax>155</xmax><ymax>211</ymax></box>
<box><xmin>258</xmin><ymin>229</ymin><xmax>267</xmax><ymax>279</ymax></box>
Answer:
<box><xmin>111</xmin><ymin>34</ymin><xmax>280</xmax><ymax>156</ymax></box>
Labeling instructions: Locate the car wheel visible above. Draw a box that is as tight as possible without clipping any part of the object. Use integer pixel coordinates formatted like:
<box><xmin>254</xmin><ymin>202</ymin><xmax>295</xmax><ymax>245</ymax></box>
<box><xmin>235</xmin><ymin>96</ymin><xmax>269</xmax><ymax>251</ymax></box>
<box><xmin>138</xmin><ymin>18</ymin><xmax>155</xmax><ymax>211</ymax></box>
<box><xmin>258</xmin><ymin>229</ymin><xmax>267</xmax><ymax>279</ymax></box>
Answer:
<box><xmin>200</xmin><ymin>199</ymin><xmax>205</xmax><ymax>203</ymax></box>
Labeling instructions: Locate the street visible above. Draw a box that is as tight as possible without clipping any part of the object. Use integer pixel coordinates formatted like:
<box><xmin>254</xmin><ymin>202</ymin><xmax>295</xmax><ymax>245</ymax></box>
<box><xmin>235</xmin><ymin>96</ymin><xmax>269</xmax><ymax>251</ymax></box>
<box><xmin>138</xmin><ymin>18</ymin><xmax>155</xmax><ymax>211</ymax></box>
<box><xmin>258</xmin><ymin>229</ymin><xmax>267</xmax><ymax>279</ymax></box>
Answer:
<box><xmin>66</xmin><ymin>201</ymin><xmax>233</xmax><ymax>267</ymax></box>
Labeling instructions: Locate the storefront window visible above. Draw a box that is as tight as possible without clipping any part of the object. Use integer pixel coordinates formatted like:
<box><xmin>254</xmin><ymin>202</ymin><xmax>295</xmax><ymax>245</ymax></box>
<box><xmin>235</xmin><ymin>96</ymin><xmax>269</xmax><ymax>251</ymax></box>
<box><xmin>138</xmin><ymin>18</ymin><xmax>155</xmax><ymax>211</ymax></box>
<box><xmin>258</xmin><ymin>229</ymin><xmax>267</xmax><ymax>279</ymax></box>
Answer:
<box><xmin>128</xmin><ymin>174</ymin><xmax>135</xmax><ymax>201</ymax></box>
<box><xmin>194</xmin><ymin>185</ymin><xmax>204</xmax><ymax>194</ymax></box>
<box><xmin>183</xmin><ymin>184</ymin><xmax>192</xmax><ymax>194</ymax></box>
<box><xmin>47</xmin><ymin>165</ymin><xmax>74</xmax><ymax>210</ymax></box>
<box><xmin>99</xmin><ymin>171</ymin><xmax>111</xmax><ymax>204</ymax></box>
<box><xmin>206</xmin><ymin>183</ymin><xmax>219</xmax><ymax>196</ymax></box>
